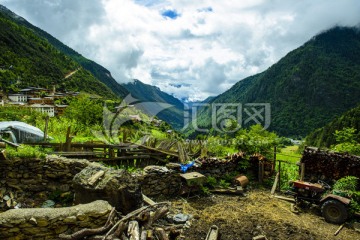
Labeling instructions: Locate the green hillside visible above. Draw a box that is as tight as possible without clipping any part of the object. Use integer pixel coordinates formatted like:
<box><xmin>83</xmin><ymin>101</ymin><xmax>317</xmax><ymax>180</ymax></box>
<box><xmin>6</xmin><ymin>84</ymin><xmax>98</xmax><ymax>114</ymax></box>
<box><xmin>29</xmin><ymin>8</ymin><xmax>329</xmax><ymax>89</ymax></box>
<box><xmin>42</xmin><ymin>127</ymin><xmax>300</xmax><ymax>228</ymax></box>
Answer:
<box><xmin>0</xmin><ymin>5</ymin><xmax>128</xmax><ymax>97</ymax></box>
<box><xmin>188</xmin><ymin>26</ymin><xmax>360</xmax><ymax>138</ymax></box>
<box><xmin>306</xmin><ymin>104</ymin><xmax>360</xmax><ymax>147</ymax></box>
<box><xmin>122</xmin><ymin>80</ymin><xmax>184</xmax><ymax>129</ymax></box>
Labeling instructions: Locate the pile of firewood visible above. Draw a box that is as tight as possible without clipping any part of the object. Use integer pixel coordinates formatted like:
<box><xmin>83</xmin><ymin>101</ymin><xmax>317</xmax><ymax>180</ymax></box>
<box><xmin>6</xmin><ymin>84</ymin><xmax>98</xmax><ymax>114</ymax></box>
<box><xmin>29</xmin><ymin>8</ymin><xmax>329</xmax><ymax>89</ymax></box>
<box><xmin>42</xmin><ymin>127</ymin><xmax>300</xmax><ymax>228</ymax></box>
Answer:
<box><xmin>58</xmin><ymin>202</ymin><xmax>182</xmax><ymax>240</ymax></box>
<box><xmin>301</xmin><ymin>147</ymin><xmax>360</xmax><ymax>180</ymax></box>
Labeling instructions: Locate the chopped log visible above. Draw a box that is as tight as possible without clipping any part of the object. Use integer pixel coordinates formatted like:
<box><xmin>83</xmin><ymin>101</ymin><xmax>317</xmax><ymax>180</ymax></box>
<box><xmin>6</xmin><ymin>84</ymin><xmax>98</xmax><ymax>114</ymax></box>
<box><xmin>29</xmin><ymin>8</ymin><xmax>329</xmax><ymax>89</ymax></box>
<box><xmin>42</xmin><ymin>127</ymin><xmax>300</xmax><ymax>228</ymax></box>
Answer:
<box><xmin>334</xmin><ymin>223</ymin><xmax>345</xmax><ymax>236</ymax></box>
<box><xmin>155</xmin><ymin>228</ymin><xmax>169</xmax><ymax>240</ymax></box>
<box><xmin>104</xmin><ymin>203</ymin><xmax>170</xmax><ymax>239</ymax></box>
<box><xmin>128</xmin><ymin>221</ymin><xmax>140</xmax><ymax>240</ymax></box>
<box><xmin>142</xmin><ymin>194</ymin><xmax>156</xmax><ymax>206</ymax></box>
<box><xmin>301</xmin><ymin>147</ymin><xmax>360</xmax><ymax>181</ymax></box>
<box><xmin>273</xmin><ymin>195</ymin><xmax>295</xmax><ymax>203</ymax></box>
<box><xmin>114</xmin><ymin>221</ymin><xmax>127</xmax><ymax>237</ymax></box>
<box><xmin>143</xmin><ymin>205</ymin><xmax>169</xmax><ymax>228</ymax></box>
<box><xmin>140</xmin><ymin>230</ymin><xmax>147</xmax><ymax>240</ymax></box>
<box><xmin>88</xmin><ymin>170</ymin><xmax>105</xmax><ymax>186</ymax></box>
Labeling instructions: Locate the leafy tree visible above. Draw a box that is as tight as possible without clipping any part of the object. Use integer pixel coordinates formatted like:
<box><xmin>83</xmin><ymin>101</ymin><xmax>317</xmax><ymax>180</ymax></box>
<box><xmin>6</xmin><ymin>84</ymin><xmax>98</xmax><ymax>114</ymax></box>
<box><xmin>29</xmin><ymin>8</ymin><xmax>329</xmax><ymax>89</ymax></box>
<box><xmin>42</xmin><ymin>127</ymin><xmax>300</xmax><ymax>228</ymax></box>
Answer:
<box><xmin>63</xmin><ymin>94</ymin><xmax>103</xmax><ymax>127</ymax></box>
<box><xmin>331</xmin><ymin>127</ymin><xmax>360</xmax><ymax>155</ymax></box>
<box><xmin>235</xmin><ymin>125</ymin><xmax>280</xmax><ymax>158</ymax></box>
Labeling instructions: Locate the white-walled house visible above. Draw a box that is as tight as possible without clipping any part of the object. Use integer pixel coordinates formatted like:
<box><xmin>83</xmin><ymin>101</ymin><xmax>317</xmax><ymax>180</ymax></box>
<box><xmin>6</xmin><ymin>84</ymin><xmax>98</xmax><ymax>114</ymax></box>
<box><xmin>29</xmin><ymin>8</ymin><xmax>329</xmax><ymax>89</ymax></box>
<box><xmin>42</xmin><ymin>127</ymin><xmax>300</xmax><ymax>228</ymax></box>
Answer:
<box><xmin>8</xmin><ymin>94</ymin><xmax>28</xmax><ymax>103</ymax></box>
<box><xmin>30</xmin><ymin>104</ymin><xmax>55</xmax><ymax>117</ymax></box>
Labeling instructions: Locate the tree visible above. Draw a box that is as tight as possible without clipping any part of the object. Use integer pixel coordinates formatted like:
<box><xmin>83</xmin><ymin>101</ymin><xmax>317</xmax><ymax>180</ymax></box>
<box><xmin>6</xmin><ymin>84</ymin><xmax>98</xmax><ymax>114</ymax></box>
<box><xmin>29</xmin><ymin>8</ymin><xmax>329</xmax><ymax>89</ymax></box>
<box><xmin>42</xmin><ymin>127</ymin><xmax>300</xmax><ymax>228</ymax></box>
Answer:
<box><xmin>331</xmin><ymin>127</ymin><xmax>360</xmax><ymax>155</ymax></box>
<box><xmin>63</xmin><ymin>94</ymin><xmax>103</xmax><ymax>127</ymax></box>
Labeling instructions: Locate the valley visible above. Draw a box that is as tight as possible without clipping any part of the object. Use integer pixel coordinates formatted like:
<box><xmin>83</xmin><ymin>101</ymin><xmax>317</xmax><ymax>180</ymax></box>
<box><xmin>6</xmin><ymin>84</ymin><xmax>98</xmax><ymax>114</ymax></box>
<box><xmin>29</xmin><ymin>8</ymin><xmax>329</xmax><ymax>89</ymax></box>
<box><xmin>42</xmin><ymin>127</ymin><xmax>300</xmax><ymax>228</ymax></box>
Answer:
<box><xmin>0</xmin><ymin>2</ymin><xmax>360</xmax><ymax>240</ymax></box>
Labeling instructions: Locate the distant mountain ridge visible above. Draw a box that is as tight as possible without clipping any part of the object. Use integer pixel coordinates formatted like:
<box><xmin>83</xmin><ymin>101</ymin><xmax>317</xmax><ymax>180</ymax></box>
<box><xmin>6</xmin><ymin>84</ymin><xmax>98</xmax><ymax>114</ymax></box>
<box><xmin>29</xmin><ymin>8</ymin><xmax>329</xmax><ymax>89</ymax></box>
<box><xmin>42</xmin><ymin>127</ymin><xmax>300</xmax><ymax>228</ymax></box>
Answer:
<box><xmin>0</xmin><ymin>8</ymin><xmax>118</xmax><ymax>97</ymax></box>
<box><xmin>186</xmin><ymin>26</ymin><xmax>360</xmax><ymax>137</ymax></box>
<box><xmin>0</xmin><ymin>5</ymin><xmax>128</xmax><ymax>97</ymax></box>
<box><xmin>122</xmin><ymin>80</ymin><xmax>184</xmax><ymax>129</ymax></box>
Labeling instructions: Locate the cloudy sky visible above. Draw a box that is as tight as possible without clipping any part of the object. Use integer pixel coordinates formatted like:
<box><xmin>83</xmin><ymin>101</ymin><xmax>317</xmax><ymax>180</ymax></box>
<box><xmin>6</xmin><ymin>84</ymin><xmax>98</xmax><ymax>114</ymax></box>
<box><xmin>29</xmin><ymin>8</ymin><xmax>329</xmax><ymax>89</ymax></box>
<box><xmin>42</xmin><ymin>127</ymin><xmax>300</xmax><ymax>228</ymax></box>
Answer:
<box><xmin>1</xmin><ymin>0</ymin><xmax>360</xmax><ymax>101</ymax></box>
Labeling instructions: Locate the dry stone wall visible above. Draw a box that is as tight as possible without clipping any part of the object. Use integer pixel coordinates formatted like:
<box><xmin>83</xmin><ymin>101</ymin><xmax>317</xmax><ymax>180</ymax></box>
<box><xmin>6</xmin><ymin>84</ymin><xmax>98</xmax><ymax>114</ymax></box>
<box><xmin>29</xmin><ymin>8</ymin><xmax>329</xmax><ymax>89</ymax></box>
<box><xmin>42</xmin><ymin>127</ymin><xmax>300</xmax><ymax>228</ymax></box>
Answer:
<box><xmin>0</xmin><ymin>200</ymin><xmax>111</xmax><ymax>239</ymax></box>
<box><xmin>138</xmin><ymin>156</ymin><xmax>244</xmax><ymax>197</ymax></box>
<box><xmin>0</xmin><ymin>155</ymin><xmax>101</xmax><ymax>210</ymax></box>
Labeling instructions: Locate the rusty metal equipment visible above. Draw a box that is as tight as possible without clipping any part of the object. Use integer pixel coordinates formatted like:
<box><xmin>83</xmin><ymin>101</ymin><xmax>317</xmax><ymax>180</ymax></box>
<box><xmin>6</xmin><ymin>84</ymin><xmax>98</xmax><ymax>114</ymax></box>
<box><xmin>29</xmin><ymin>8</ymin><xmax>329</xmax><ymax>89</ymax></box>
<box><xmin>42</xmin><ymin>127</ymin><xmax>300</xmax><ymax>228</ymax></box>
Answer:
<box><xmin>234</xmin><ymin>175</ymin><xmax>249</xmax><ymax>188</ymax></box>
<box><xmin>289</xmin><ymin>180</ymin><xmax>351</xmax><ymax>224</ymax></box>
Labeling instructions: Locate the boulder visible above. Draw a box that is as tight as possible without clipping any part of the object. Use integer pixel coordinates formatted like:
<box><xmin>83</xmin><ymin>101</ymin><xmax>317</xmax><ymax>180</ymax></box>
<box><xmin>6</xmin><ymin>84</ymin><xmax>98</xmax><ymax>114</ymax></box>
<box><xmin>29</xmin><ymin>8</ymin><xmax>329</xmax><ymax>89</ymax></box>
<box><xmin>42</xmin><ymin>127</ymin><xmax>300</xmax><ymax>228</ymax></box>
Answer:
<box><xmin>73</xmin><ymin>166</ymin><xmax>142</xmax><ymax>214</ymax></box>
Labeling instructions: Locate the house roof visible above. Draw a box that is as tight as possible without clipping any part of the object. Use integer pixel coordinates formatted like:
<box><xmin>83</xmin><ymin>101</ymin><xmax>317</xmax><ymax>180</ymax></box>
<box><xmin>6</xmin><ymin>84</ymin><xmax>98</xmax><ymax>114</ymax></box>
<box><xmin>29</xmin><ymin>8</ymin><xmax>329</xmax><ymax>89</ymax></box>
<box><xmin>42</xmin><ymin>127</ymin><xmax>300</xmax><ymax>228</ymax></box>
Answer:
<box><xmin>30</xmin><ymin>104</ymin><xmax>54</xmax><ymax>108</ymax></box>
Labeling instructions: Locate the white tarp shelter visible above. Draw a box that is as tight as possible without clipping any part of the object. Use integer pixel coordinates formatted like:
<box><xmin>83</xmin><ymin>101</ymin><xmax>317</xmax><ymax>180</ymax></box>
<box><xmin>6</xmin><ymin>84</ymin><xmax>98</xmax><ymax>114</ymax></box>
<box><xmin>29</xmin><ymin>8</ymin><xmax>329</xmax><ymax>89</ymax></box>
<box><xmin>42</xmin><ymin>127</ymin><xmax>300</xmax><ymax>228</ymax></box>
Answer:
<box><xmin>0</xmin><ymin>121</ymin><xmax>46</xmax><ymax>143</ymax></box>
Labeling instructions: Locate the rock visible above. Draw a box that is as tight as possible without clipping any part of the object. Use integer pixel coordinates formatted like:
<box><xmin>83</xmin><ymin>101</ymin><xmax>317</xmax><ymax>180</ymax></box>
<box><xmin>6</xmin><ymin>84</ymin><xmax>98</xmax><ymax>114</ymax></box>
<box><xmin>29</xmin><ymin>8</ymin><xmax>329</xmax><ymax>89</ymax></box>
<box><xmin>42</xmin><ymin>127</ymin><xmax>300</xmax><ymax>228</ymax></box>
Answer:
<box><xmin>73</xmin><ymin>166</ymin><xmax>142</xmax><ymax>214</ymax></box>
<box><xmin>29</xmin><ymin>217</ymin><xmax>37</xmax><ymax>225</ymax></box>
<box><xmin>36</xmin><ymin>218</ymin><xmax>49</xmax><ymax>227</ymax></box>
<box><xmin>173</xmin><ymin>213</ymin><xmax>189</xmax><ymax>224</ymax></box>
<box><xmin>144</xmin><ymin>166</ymin><xmax>169</xmax><ymax>173</ymax></box>
<box><xmin>63</xmin><ymin>216</ymin><xmax>77</xmax><ymax>223</ymax></box>
<box><xmin>41</xmin><ymin>200</ymin><xmax>55</xmax><ymax>208</ymax></box>
<box><xmin>55</xmin><ymin>225</ymin><xmax>68</xmax><ymax>234</ymax></box>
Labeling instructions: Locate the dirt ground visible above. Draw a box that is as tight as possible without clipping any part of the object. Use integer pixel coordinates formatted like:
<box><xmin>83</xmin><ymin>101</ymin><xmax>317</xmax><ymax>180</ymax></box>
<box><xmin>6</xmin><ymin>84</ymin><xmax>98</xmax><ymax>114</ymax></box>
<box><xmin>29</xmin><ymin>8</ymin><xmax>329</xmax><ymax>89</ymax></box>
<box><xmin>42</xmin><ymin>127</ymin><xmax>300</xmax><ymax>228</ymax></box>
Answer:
<box><xmin>168</xmin><ymin>189</ymin><xmax>360</xmax><ymax>240</ymax></box>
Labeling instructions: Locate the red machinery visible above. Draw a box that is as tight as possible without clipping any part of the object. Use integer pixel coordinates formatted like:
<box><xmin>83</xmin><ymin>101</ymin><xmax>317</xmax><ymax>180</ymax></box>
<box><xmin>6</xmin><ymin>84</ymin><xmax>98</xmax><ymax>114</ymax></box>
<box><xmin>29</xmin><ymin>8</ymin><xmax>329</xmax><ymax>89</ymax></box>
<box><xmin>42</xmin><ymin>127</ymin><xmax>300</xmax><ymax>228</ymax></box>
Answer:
<box><xmin>290</xmin><ymin>180</ymin><xmax>351</xmax><ymax>224</ymax></box>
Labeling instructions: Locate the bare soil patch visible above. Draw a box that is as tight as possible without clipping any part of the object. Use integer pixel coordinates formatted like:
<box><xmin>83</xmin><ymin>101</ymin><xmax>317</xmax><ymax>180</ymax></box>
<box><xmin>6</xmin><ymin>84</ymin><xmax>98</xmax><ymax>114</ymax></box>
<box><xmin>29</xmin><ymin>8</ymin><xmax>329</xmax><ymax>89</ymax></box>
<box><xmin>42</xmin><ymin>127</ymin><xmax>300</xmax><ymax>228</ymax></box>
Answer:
<box><xmin>169</xmin><ymin>190</ymin><xmax>360</xmax><ymax>240</ymax></box>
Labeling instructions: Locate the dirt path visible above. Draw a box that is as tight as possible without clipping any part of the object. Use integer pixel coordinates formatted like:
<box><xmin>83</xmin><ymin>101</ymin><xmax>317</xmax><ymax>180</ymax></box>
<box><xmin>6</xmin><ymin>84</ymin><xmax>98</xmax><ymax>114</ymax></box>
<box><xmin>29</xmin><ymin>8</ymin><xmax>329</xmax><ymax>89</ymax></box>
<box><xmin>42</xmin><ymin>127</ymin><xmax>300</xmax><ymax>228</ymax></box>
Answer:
<box><xmin>64</xmin><ymin>67</ymin><xmax>80</xmax><ymax>79</ymax></box>
<box><xmin>169</xmin><ymin>190</ymin><xmax>360</xmax><ymax>240</ymax></box>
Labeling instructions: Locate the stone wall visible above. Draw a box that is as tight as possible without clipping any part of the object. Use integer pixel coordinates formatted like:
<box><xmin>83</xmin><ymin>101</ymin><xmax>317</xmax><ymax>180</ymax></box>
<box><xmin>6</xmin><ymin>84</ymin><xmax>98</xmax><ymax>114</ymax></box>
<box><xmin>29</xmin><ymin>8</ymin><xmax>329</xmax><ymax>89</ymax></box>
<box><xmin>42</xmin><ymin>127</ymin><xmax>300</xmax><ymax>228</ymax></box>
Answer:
<box><xmin>0</xmin><ymin>200</ymin><xmax>111</xmax><ymax>239</ymax></box>
<box><xmin>0</xmin><ymin>153</ymin><xmax>245</xmax><ymax>202</ymax></box>
<box><xmin>0</xmin><ymin>155</ymin><xmax>100</xmax><ymax>210</ymax></box>
<box><xmin>138</xmin><ymin>157</ymin><xmax>244</xmax><ymax>197</ymax></box>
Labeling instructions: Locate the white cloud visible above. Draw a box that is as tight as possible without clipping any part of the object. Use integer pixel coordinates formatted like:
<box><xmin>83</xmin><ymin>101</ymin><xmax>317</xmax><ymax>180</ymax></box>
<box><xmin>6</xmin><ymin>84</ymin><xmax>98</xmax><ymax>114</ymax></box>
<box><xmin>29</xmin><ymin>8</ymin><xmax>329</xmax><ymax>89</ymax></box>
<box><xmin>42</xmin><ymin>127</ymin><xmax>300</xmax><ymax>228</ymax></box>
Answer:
<box><xmin>1</xmin><ymin>0</ymin><xmax>360</xmax><ymax>101</ymax></box>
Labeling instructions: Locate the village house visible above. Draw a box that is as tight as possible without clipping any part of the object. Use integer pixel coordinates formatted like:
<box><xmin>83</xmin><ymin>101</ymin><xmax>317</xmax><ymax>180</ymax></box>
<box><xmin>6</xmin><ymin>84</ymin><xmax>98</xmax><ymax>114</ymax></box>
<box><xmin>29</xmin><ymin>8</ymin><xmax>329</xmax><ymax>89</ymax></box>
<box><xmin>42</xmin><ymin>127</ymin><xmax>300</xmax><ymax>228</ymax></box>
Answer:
<box><xmin>54</xmin><ymin>104</ymin><xmax>68</xmax><ymax>115</ymax></box>
<box><xmin>28</xmin><ymin>97</ymin><xmax>54</xmax><ymax>105</ymax></box>
<box><xmin>30</xmin><ymin>104</ymin><xmax>55</xmax><ymax>117</ymax></box>
<box><xmin>19</xmin><ymin>87</ymin><xmax>52</xmax><ymax>97</ymax></box>
<box><xmin>8</xmin><ymin>93</ymin><xmax>27</xmax><ymax>103</ymax></box>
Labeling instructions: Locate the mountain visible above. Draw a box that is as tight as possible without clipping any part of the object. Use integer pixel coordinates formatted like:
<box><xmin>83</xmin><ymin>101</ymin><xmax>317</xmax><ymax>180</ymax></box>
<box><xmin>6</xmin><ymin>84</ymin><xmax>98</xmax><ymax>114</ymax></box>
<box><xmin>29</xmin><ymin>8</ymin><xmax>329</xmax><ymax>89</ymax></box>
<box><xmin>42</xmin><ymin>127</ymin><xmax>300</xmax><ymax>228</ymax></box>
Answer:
<box><xmin>187</xmin><ymin>26</ymin><xmax>360</xmax><ymax>138</ymax></box>
<box><xmin>0</xmin><ymin>5</ymin><xmax>128</xmax><ymax>97</ymax></box>
<box><xmin>122</xmin><ymin>80</ymin><xmax>184</xmax><ymax>129</ymax></box>
<box><xmin>305</xmin><ymin>104</ymin><xmax>360</xmax><ymax>147</ymax></box>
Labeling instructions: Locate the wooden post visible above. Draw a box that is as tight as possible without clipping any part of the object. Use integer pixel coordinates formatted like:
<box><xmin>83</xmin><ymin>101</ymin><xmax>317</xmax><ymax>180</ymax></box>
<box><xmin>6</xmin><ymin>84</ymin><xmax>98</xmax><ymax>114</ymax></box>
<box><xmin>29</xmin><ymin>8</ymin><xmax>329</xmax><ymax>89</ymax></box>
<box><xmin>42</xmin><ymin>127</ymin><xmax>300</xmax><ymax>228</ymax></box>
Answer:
<box><xmin>300</xmin><ymin>163</ymin><xmax>305</xmax><ymax>181</ymax></box>
<box><xmin>273</xmin><ymin>146</ymin><xmax>277</xmax><ymax>173</ymax></box>
<box><xmin>43</xmin><ymin>116</ymin><xmax>49</xmax><ymax>141</ymax></box>
<box><xmin>258</xmin><ymin>160</ymin><xmax>263</xmax><ymax>184</ymax></box>
<box><xmin>65</xmin><ymin>125</ymin><xmax>72</xmax><ymax>152</ymax></box>
<box><xmin>278</xmin><ymin>161</ymin><xmax>281</xmax><ymax>191</ymax></box>
<box><xmin>109</xmin><ymin>146</ymin><xmax>115</xmax><ymax>158</ymax></box>
<box><xmin>271</xmin><ymin>172</ymin><xmax>280</xmax><ymax>195</ymax></box>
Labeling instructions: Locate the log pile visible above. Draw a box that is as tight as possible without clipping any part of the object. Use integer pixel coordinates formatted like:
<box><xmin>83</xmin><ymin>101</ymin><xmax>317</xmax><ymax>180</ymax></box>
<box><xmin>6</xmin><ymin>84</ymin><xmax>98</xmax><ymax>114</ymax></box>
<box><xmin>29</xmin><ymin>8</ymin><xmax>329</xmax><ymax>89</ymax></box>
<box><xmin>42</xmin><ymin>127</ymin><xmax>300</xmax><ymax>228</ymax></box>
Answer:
<box><xmin>58</xmin><ymin>202</ymin><xmax>182</xmax><ymax>240</ymax></box>
<box><xmin>301</xmin><ymin>147</ymin><xmax>360</xmax><ymax>181</ymax></box>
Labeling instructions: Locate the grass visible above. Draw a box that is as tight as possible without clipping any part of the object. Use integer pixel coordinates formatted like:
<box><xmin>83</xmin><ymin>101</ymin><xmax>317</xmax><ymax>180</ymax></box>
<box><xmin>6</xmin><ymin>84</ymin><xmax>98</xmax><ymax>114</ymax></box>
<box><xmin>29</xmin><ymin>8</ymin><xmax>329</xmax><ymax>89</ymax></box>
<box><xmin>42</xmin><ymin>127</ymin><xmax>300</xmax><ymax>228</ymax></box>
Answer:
<box><xmin>276</xmin><ymin>145</ymin><xmax>302</xmax><ymax>189</ymax></box>
<box><xmin>276</xmin><ymin>145</ymin><xmax>302</xmax><ymax>163</ymax></box>
<box><xmin>5</xmin><ymin>145</ymin><xmax>49</xmax><ymax>159</ymax></box>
